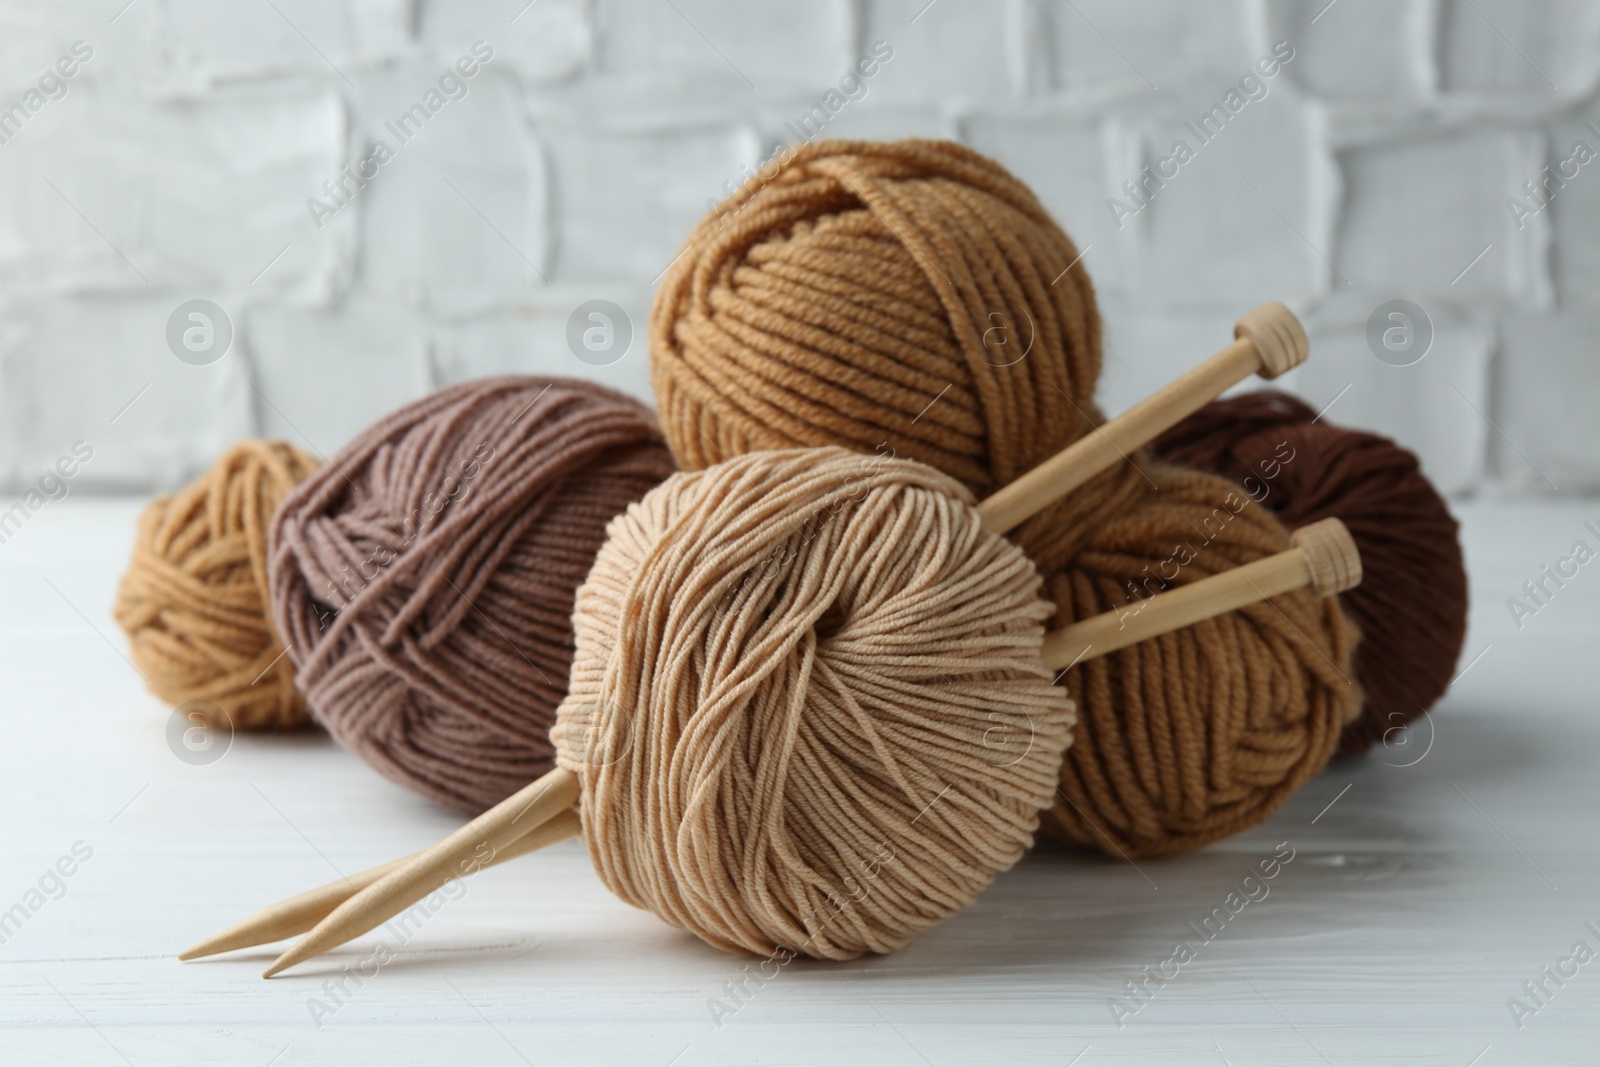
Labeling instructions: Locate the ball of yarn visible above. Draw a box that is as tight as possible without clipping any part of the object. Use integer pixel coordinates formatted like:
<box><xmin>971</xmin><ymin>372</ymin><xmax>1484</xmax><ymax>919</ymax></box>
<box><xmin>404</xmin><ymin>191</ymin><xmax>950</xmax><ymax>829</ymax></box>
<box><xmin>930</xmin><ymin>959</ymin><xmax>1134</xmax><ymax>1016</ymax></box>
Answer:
<box><xmin>269</xmin><ymin>377</ymin><xmax>675</xmax><ymax>814</ymax></box>
<box><xmin>651</xmin><ymin>138</ymin><xmax>1145</xmax><ymax>574</ymax></box>
<box><xmin>1153</xmin><ymin>389</ymin><xmax>1467</xmax><ymax>755</ymax></box>
<box><xmin>1039</xmin><ymin>464</ymin><xmax>1362</xmax><ymax>857</ymax></box>
<box><xmin>114</xmin><ymin>440</ymin><xmax>319</xmax><ymax>730</ymax></box>
<box><xmin>551</xmin><ymin>447</ymin><xmax>1074</xmax><ymax>959</ymax></box>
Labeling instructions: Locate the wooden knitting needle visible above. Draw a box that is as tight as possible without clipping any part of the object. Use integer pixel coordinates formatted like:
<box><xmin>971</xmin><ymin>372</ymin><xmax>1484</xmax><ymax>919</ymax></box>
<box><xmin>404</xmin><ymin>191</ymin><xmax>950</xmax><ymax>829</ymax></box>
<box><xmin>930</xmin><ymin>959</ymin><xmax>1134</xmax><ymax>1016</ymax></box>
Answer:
<box><xmin>976</xmin><ymin>300</ymin><xmax>1307</xmax><ymax>536</ymax></box>
<box><xmin>241</xmin><ymin>520</ymin><xmax>1359</xmax><ymax>977</ymax></box>
<box><xmin>1041</xmin><ymin>517</ymin><xmax>1361</xmax><ymax>669</ymax></box>
<box><xmin>178</xmin><ymin>809</ymin><xmax>580</xmax><ymax>961</ymax></box>
<box><xmin>242</xmin><ymin>306</ymin><xmax>1315</xmax><ymax>977</ymax></box>
<box><xmin>259</xmin><ymin>766</ymin><xmax>580</xmax><ymax>977</ymax></box>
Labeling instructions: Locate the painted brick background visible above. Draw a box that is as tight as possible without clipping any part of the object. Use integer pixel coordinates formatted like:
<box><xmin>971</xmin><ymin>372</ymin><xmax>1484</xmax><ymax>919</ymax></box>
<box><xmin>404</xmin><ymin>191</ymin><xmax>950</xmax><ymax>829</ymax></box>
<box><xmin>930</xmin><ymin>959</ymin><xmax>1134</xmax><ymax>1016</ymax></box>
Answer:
<box><xmin>0</xmin><ymin>0</ymin><xmax>1595</xmax><ymax>497</ymax></box>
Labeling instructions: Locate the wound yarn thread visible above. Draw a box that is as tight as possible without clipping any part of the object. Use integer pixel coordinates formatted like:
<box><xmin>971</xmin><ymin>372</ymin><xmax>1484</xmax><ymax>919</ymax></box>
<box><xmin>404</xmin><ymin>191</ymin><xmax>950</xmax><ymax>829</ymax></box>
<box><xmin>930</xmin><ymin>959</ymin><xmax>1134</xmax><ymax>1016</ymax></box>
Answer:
<box><xmin>651</xmin><ymin>138</ymin><xmax>1146</xmax><ymax>575</ymax></box>
<box><xmin>269</xmin><ymin>377</ymin><xmax>675</xmax><ymax>814</ymax></box>
<box><xmin>1153</xmin><ymin>389</ymin><xmax>1466</xmax><ymax>754</ymax></box>
<box><xmin>1040</xmin><ymin>464</ymin><xmax>1362</xmax><ymax>856</ymax></box>
<box><xmin>114</xmin><ymin>440</ymin><xmax>319</xmax><ymax>730</ymax></box>
<box><xmin>552</xmin><ymin>447</ymin><xmax>1074</xmax><ymax>960</ymax></box>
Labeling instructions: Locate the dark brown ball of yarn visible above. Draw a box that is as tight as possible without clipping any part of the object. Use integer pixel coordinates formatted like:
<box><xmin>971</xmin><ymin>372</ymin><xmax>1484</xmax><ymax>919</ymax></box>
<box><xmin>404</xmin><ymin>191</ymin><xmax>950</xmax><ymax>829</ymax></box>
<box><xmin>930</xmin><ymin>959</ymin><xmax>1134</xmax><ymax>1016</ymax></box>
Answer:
<box><xmin>651</xmin><ymin>137</ymin><xmax>1145</xmax><ymax>574</ymax></box>
<box><xmin>1153</xmin><ymin>390</ymin><xmax>1467</xmax><ymax>754</ymax></box>
<box><xmin>1040</xmin><ymin>464</ymin><xmax>1361</xmax><ymax>857</ymax></box>
<box><xmin>268</xmin><ymin>377</ymin><xmax>675</xmax><ymax>814</ymax></box>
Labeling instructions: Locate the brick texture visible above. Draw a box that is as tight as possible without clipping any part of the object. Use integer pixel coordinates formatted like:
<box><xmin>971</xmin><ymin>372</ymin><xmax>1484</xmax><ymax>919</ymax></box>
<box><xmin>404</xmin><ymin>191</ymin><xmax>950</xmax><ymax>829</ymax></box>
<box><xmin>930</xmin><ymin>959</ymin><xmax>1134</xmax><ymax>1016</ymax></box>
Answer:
<box><xmin>0</xmin><ymin>0</ymin><xmax>1592</xmax><ymax>494</ymax></box>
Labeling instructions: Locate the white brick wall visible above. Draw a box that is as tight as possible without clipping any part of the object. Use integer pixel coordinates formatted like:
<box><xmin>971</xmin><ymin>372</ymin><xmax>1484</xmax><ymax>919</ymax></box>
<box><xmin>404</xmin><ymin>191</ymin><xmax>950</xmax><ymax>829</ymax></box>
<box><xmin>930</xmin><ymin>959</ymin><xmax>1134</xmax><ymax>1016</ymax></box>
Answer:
<box><xmin>0</xmin><ymin>0</ymin><xmax>1595</xmax><ymax>495</ymax></box>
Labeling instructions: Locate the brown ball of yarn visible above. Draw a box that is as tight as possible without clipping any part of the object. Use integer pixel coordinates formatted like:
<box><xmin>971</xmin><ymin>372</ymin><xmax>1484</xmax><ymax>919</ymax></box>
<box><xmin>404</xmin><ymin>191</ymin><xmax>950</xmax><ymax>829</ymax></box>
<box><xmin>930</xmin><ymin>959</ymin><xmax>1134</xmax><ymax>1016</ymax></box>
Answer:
<box><xmin>651</xmin><ymin>137</ymin><xmax>1145</xmax><ymax>574</ymax></box>
<box><xmin>114</xmin><ymin>440</ymin><xmax>319</xmax><ymax>730</ymax></box>
<box><xmin>269</xmin><ymin>377</ymin><xmax>675</xmax><ymax>814</ymax></box>
<box><xmin>1153</xmin><ymin>389</ymin><xmax>1467</xmax><ymax>755</ymax></box>
<box><xmin>1039</xmin><ymin>464</ymin><xmax>1362</xmax><ymax>857</ymax></box>
<box><xmin>551</xmin><ymin>447</ymin><xmax>1074</xmax><ymax>959</ymax></box>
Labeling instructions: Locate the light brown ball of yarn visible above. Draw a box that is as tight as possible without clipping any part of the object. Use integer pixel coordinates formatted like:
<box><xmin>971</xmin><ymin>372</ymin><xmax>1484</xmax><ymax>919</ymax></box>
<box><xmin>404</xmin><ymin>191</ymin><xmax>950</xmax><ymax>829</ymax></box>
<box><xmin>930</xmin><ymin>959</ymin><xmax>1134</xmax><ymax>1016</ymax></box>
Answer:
<box><xmin>651</xmin><ymin>138</ymin><xmax>1145</xmax><ymax>574</ymax></box>
<box><xmin>551</xmin><ymin>447</ymin><xmax>1074</xmax><ymax>959</ymax></box>
<box><xmin>114</xmin><ymin>440</ymin><xmax>319</xmax><ymax>730</ymax></box>
<box><xmin>1040</xmin><ymin>464</ymin><xmax>1362</xmax><ymax>857</ymax></box>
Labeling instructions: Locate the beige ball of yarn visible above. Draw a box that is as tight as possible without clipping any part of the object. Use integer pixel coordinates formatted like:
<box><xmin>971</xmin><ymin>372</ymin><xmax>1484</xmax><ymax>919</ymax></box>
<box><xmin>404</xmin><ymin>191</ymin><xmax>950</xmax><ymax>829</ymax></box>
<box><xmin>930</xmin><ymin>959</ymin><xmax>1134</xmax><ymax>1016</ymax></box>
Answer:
<box><xmin>551</xmin><ymin>447</ymin><xmax>1075</xmax><ymax>959</ymax></box>
<box><xmin>114</xmin><ymin>440</ymin><xmax>319</xmax><ymax>730</ymax></box>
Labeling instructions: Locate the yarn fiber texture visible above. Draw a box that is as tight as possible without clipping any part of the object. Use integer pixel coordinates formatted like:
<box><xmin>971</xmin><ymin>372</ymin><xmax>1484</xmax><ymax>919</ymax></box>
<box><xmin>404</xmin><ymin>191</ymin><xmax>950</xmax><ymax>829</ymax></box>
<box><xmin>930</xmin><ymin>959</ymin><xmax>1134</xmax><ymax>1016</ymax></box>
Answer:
<box><xmin>270</xmin><ymin>377</ymin><xmax>675</xmax><ymax>814</ymax></box>
<box><xmin>1040</xmin><ymin>464</ymin><xmax>1362</xmax><ymax>857</ymax></box>
<box><xmin>552</xmin><ymin>447</ymin><xmax>1074</xmax><ymax>960</ymax></box>
<box><xmin>1153</xmin><ymin>389</ymin><xmax>1467</xmax><ymax>754</ymax></box>
<box><xmin>114</xmin><ymin>440</ymin><xmax>319</xmax><ymax>730</ymax></box>
<box><xmin>651</xmin><ymin>138</ymin><xmax>1145</xmax><ymax>575</ymax></box>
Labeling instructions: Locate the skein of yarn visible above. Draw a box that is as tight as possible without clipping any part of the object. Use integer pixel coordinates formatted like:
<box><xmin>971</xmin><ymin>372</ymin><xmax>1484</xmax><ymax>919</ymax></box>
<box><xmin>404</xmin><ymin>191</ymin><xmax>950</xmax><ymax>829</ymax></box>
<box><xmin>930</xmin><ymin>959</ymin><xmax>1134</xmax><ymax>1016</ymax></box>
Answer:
<box><xmin>651</xmin><ymin>137</ymin><xmax>1145</xmax><ymax>575</ymax></box>
<box><xmin>268</xmin><ymin>377</ymin><xmax>675</xmax><ymax>814</ymax></box>
<box><xmin>1040</xmin><ymin>464</ymin><xmax>1360</xmax><ymax>856</ymax></box>
<box><xmin>558</xmin><ymin>447</ymin><xmax>1073</xmax><ymax>958</ymax></box>
<box><xmin>114</xmin><ymin>440</ymin><xmax>319</xmax><ymax>730</ymax></box>
<box><xmin>652</xmin><ymin>138</ymin><xmax>1359</xmax><ymax>857</ymax></box>
<box><xmin>1153</xmin><ymin>389</ymin><xmax>1467</xmax><ymax>754</ymax></box>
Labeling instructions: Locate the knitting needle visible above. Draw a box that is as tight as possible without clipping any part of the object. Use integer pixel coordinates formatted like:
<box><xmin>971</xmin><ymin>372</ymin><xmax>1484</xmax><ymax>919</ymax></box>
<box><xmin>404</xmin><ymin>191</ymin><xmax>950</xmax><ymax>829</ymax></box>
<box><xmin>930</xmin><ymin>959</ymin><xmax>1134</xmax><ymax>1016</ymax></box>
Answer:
<box><xmin>242</xmin><ymin>521</ymin><xmax>1359</xmax><ymax>977</ymax></box>
<box><xmin>177</xmin><ymin>809</ymin><xmax>581</xmax><ymax>961</ymax></box>
<box><xmin>248</xmin><ymin>308</ymin><xmax>1316</xmax><ymax>977</ymax></box>
<box><xmin>1041</xmin><ymin>517</ymin><xmax>1361</xmax><ymax>669</ymax></box>
<box><xmin>976</xmin><ymin>300</ymin><xmax>1307</xmax><ymax>535</ymax></box>
<box><xmin>258</xmin><ymin>765</ymin><xmax>579</xmax><ymax>977</ymax></box>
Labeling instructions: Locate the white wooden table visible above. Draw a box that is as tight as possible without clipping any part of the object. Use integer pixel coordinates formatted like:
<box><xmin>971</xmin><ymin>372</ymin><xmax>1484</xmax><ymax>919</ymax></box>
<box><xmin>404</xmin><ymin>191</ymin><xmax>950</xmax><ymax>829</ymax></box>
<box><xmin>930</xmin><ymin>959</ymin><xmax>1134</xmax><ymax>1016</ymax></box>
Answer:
<box><xmin>2</xmin><ymin>496</ymin><xmax>1596</xmax><ymax>1065</ymax></box>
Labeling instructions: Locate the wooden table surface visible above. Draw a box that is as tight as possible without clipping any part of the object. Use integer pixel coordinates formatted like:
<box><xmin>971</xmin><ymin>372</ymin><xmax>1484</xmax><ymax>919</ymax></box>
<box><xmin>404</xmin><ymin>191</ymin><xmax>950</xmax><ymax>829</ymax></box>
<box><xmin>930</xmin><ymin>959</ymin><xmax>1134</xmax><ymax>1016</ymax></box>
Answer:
<box><xmin>2</xmin><ymin>497</ymin><xmax>1596</xmax><ymax>1066</ymax></box>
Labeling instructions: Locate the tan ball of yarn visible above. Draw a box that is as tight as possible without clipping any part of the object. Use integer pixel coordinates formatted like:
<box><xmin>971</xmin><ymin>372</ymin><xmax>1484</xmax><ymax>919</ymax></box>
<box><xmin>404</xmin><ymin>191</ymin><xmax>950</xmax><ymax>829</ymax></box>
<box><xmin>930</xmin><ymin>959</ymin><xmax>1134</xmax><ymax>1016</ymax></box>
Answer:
<box><xmin>114</xmin><ymin>440</ymin><xmax>319</xmax><ymax>730</ymax></box>
<box><xmin>551</xmin><ymin>447</ymin><xmax>1074</xmax><ymax>959</ymax></box>
<box><xmin>651</xmin><ymin>138</ymin><xmax>1145</xmax><ymax>575</ymax></box>
<box><xmin>1041</xmin><ymin>464</ymin><xmax>1362</xmax><ymax>857</ymax></box>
